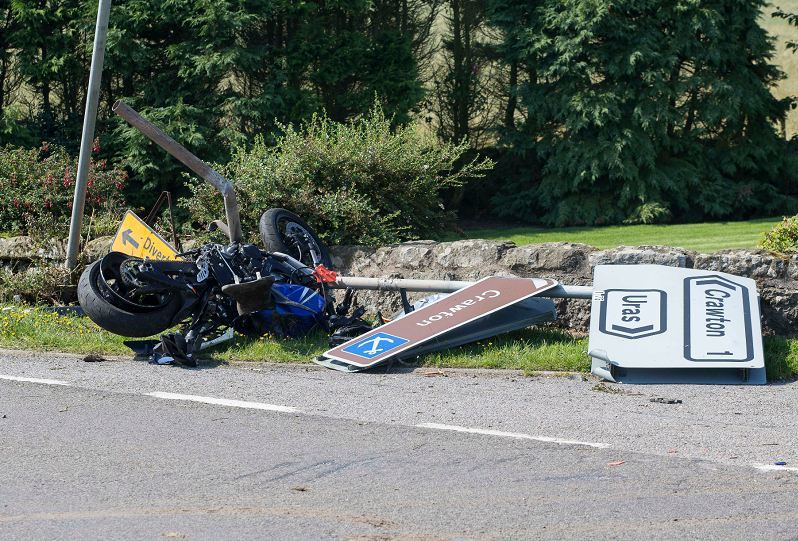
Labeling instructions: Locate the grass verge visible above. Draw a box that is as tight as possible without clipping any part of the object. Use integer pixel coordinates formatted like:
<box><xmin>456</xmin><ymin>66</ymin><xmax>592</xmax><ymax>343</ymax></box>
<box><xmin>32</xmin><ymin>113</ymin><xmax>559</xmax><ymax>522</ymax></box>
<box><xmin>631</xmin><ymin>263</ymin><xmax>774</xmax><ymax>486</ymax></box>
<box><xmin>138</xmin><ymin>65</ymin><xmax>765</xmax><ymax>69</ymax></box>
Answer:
<box><xmin>449</xmin><ymin>217</ymin><xmax>782</xmax><ymax>253</ymax></box>
<box><xmin>0</xmin><ymin>305</ymin><xmax>795</xmax><ymax>381</ymax></box>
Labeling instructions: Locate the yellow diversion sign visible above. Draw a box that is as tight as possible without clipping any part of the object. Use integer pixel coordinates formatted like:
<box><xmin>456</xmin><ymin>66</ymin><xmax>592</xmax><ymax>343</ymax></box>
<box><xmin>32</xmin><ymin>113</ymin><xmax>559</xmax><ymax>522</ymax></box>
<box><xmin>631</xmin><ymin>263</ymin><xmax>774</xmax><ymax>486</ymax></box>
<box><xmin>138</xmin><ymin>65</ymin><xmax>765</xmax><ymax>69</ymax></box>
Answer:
<box><xmin>110</xmin><ymin>210</ymin><xmax>180</xmax><ymax>261</ymax></box>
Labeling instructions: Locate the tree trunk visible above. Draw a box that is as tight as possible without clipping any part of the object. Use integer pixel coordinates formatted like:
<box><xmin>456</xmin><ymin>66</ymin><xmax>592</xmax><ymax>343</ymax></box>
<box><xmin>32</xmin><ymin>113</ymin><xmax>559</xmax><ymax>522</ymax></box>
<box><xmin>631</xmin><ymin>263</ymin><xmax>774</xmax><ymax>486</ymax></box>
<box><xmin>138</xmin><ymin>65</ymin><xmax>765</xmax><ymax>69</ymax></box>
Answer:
<box><xmin>41</xmin><ymin>43</ymin><xmax>53</xmax><ymax>133</ymax></box>
<box><xmin>504</xmin><ymin>59</ymin><xmax>518</xmax><ymax>130</ymax></box>
<box><xmin>0</xmin><ymin>8</ymin><xmax>11</xmax><ymax>118</ymax></box>
<box><xmin>666</xmin><ymin>60</ymin><xmax>682</xmax><ymax>139</ymax></box>
<box><xmin>0</xmin><ymin>55</ymin><xmax>7</xmax><ymax>118</ymax></box>
<box><xmin>450</xmin><ymin>0</ymin><xmax>469</xmax><ymax>142</ymax></box>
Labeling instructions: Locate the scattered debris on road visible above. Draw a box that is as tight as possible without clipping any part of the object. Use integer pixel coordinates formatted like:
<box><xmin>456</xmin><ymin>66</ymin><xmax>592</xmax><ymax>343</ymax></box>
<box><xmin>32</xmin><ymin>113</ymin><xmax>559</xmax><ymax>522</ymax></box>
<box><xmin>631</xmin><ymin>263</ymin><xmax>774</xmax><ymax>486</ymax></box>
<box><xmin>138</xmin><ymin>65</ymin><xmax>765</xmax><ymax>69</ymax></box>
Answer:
<box><xmin>591</xmin><ymin>382</ymin><xmax>643</xmax><ymax>396</ymax></box>
<box><xmin>649</xmin><ymin>397</ymin><xmax>683</xmax><ymax>404</ymax></box>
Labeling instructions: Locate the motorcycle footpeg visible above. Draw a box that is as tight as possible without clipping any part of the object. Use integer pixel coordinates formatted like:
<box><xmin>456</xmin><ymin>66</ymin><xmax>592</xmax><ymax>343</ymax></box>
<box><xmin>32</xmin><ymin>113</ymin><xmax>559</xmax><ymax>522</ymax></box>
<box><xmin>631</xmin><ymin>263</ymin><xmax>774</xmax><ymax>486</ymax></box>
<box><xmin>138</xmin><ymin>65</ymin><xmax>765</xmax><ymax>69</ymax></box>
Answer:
<box><xmin>221</xmin><ymin>276</ymin><xmax>275</xmax><ymax>315</ymax></box>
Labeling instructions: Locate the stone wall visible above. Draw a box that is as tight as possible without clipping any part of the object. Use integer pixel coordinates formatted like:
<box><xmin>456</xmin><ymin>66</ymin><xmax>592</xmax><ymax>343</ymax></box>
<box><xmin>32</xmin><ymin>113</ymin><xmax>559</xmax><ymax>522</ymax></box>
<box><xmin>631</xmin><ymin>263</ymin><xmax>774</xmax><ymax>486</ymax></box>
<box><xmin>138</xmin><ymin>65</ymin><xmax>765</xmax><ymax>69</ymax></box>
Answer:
<box><xmin>329</xmin><ymin>240</ymin><xmax>798</xmax><ymax>336</ymax></box>
<box><xmin>2</xmin><ymin>235</ymin><xmax>796</xmax><ymax>335</ymax></box>
<box><xmin>0</xmin><ymin>236</ymin><xmax>112</xmax><ymax>269</ymax></box>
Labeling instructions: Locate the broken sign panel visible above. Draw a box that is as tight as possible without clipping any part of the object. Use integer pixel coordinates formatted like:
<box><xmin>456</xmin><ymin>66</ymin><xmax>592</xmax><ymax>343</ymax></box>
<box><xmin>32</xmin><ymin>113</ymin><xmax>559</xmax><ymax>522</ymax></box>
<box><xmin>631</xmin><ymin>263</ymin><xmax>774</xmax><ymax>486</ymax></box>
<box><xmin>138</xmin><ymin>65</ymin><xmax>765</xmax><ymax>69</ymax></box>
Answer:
<box><xmin>318</xmin><ymin>276</ymin><xmax>559</xmax><ymax>372</ymax></box>
<box><xmin>588</xmin><ymin>265</ymin><xmax>765</xmax><ymax>384</ymax></box>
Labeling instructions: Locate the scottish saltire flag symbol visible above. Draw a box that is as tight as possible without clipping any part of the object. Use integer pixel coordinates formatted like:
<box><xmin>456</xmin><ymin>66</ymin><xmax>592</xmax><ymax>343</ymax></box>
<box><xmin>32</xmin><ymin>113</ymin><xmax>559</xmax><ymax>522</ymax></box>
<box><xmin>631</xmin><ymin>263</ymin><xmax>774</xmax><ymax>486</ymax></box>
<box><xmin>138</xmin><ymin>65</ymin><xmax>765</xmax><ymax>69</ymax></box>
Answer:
<box><xmin>342</xmin><ymin>332</ymin><xmax>409</xmax><ymax>360</ymax></box>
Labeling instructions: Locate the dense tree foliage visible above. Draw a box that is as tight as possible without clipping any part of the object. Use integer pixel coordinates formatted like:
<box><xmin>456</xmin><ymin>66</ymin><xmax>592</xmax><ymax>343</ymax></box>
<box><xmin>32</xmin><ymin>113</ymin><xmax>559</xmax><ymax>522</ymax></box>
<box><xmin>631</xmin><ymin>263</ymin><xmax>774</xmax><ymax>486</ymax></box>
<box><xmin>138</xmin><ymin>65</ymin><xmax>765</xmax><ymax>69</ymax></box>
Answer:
<box><xmin>0</xmin><ymin>0</ymin><xmax>795</xmax><ymax>229</ymax></box>
<box><xmin>431</xmin><ymin>0</ymin><xmax>491</xmax><ymax>146</ymax></box>
<box><xmin>2</xmin><ymin>0</ymin><xmax>433</xmax><ymax>205</ymax></box>
<box><xmin>489</xmin><ymin>0</ymin><xmax>796</xmax><ymax>225</ymax></box>
<box><xmin>1</xmin><ymin>0</ymin><xmax>88</xmax><ymax>146</ymax></box>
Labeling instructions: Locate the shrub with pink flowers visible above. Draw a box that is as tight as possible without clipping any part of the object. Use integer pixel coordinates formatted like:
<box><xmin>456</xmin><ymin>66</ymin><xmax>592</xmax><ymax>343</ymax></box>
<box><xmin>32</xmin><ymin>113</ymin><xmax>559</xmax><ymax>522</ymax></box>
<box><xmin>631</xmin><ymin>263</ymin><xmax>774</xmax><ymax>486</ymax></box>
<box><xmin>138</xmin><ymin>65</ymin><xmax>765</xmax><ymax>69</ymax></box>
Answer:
<box><xmin>0</xmin><ymin>142</ymin><xmax>128</xmax><ymax>240</ymax></box>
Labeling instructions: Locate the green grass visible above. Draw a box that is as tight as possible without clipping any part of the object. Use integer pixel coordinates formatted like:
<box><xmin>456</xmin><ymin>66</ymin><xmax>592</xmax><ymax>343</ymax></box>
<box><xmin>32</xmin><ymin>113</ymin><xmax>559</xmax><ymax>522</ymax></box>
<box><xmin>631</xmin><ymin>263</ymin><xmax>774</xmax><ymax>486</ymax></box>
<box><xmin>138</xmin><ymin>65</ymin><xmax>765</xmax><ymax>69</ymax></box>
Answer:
<box><xmin>764</xmin><ymin>335</ymin><xmax>798</xmax><ymax>381</ymax></box>
<box><xmin>0</xmin><ymin>306</ymin><xmax>136</xmax><ymax>355</ymax></box>
<box><xmin>416</xmin><ymin>327</ymin><xmax>590</xmax><ymax>374</ymax></box>
<box><xmin>450</xmin><ymin>217</ymin><xmax>782</xmax><ymax>253</ymax></box>
<box><xmin>1</xmin><ymin>304</ymin><xmax>796</xmax><ymax>381</ymax></box>
<box><xmin>0</xmin><ymin>305</ymin><xmax>331</xmax><ymax>361</ymax></box>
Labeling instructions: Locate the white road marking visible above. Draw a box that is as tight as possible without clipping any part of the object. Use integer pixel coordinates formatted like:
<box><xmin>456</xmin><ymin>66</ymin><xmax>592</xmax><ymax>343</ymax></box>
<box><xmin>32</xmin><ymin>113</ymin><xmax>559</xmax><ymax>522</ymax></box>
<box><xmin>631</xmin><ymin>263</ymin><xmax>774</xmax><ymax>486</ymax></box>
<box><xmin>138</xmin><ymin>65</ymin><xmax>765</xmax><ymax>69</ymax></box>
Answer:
<box><xmin>417</xmin><ymin>422</ymin><xmax>610</xmax><ymax>449</ymax></box>
<box><xmin>145</xmin><ymin>392</ymin><xmax>299</xmax><ymax>413</ymax></box>
<box><xmin>752</xmin><ymin>463</ymin><xmax>798</xmax><ymax>473</ymax></box>
<box><xmin>0</xmin><ymin>374</ymin><xmax>70</xmax><ymax>386</ymax></box>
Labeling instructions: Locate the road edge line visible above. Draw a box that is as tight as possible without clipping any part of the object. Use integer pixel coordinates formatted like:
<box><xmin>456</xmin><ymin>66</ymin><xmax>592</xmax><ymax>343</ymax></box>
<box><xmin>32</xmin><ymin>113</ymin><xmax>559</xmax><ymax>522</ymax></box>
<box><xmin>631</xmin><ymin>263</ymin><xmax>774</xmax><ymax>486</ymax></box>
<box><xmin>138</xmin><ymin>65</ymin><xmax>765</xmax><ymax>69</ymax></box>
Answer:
<box><xmin>144</xmin><ymin>391</ymin><xmax>299</xmax><ymax>413</ymax></box>
<box><xmin>0</xmin><ymin>374</ymin><xmax>71</xmax><ymax>386</ymax></box>
<box><xmin>417</xmin><ymin>422</ymin><xmax>610</xmax><ymax>449</ymax></box>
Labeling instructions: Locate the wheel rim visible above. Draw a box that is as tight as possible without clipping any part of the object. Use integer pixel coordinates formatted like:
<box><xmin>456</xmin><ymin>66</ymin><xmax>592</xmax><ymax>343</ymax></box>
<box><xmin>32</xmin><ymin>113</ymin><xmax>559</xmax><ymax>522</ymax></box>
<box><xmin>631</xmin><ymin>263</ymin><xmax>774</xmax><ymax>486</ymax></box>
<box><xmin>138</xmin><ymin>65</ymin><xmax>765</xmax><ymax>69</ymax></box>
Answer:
<box><xmin>277</xmin><ymin>218</ymin><xmax>320</xmax><ymax>266</ymax></box>
<box><xmin>97</xmin><ymin>254</ymin><xmax>174</xmax><ymax>312</ymax></box>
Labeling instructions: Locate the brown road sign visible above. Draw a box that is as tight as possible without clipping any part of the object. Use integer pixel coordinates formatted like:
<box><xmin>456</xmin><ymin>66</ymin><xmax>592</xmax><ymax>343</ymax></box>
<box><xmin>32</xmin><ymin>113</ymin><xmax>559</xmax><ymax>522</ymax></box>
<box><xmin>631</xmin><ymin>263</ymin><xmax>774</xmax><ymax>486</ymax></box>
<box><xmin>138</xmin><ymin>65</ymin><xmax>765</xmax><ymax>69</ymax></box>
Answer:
<box><xmin>323</xmin><ymin>276</ymin><xmax>558</xmax><ymax>369</ymax></box>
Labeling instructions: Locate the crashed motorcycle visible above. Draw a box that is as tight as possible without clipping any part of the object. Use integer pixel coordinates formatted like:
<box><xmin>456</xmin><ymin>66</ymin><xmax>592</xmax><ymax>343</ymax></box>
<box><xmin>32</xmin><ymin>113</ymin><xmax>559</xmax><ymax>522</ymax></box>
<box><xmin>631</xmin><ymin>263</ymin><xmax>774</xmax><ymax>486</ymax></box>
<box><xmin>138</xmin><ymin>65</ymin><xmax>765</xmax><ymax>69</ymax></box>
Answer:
<box><xmin>77</xmin><ymin>208</ymin><xmax>368</xmax><ymax>366</ymax></box>
<box><xmin>78</xmin><ymin>101</ymin><xmax>568</xmax><ymax>373</ymax></box>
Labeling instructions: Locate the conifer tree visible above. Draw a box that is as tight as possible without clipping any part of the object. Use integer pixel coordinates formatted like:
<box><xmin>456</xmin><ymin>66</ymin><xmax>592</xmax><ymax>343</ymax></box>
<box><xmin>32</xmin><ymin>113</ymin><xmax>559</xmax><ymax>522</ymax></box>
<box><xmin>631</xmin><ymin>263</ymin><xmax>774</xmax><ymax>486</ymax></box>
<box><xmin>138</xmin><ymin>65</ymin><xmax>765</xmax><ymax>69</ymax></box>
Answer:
<box><xmin>490</xmin><ymin>0</ymin><xmax>795</xmax><ymax>225</ymax></box>
<box><xmin>8</xmin><ymin>0</ymin><xmax>87</xmax><ymax>144</ymax></box>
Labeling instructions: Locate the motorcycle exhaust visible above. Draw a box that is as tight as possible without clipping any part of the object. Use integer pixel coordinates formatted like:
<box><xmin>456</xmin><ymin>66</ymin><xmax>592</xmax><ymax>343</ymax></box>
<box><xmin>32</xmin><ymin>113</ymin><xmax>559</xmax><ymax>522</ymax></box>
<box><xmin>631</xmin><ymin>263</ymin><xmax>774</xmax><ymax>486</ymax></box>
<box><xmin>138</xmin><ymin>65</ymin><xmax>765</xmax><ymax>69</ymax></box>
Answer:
<box><xmin>112</xmin><ymin>100</ymin><xmax>243</xmax><ymax>244</ymax></box>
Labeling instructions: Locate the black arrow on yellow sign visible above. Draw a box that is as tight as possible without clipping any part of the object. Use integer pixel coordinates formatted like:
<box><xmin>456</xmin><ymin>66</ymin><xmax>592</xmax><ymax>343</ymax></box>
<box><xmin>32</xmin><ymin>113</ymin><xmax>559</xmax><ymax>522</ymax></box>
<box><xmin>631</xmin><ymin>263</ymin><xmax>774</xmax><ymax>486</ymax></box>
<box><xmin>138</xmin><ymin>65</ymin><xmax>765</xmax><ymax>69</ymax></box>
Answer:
<box><xmin>121</xmin><ymin>228</ymin><xmax>139</xmax><ymax>249</ymax></box>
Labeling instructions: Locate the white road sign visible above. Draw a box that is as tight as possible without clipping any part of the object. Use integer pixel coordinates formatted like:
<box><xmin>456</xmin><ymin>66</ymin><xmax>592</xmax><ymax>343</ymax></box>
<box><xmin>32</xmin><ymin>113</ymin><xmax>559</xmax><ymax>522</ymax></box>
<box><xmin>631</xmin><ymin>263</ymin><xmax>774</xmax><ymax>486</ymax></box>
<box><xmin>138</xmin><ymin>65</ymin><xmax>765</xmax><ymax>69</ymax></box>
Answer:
<box><xmin>588</xmin><ymin>265</ymin><xmax>765</xmax><ymax>384</ymax></box>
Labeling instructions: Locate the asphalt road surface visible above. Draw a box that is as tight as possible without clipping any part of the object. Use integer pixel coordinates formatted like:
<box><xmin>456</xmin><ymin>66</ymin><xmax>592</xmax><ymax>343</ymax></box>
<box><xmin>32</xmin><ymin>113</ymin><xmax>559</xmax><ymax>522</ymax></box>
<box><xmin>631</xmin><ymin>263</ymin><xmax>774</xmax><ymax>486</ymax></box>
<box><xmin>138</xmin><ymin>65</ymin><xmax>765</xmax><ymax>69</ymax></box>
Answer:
<box><xmin>1</xmin><ymin>349</ymin><xmax>797</xmax><ymax>540</ymax></box>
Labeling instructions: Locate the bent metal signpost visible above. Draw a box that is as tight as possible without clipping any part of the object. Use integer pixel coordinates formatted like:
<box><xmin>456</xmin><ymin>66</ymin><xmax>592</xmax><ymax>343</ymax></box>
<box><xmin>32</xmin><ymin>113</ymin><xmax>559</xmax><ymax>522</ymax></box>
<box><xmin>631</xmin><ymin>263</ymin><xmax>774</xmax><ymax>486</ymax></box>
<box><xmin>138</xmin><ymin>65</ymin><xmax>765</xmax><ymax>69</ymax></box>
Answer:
<box><xmin>323</xmin><ymin>277</ymin><xmax>558</xmax><ymax>371</ymax></box>
<box><xmin>587</xmin><ymin>265</ymin><xmax>765</xmax><ymax>384</ymax></box>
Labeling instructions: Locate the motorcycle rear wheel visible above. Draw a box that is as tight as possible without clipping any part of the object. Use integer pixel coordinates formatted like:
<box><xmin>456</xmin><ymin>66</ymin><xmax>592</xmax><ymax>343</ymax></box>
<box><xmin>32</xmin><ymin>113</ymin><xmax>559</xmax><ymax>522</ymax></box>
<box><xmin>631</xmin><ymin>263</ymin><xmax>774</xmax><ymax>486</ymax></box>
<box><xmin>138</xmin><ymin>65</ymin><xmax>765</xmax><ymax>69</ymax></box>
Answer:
<box><xmin>78</xmin><ymin>259</ymin><xmax>182</xmax><ymax>337</ymax></box>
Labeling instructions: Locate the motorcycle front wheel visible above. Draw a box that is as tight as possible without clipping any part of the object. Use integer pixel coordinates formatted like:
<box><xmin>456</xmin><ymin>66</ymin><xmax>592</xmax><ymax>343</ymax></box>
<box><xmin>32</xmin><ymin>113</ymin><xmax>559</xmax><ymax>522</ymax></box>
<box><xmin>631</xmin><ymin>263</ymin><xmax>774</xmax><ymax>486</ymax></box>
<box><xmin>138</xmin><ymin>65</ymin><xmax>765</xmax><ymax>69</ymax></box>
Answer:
<box><xmin>259</xmin><ymin>208</ymin><xmax>333</xmax><ymax>268</ymax></box>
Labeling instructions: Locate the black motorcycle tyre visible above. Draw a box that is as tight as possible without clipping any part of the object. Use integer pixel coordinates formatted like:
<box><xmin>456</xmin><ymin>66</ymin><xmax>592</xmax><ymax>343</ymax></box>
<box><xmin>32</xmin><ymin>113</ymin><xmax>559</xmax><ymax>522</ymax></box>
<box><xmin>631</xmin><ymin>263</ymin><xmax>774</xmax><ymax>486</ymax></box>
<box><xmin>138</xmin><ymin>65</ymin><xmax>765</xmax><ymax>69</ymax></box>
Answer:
<box><xmin>259</xmin><ymin>208</ymin><xmax>333</xmax><ymax>268</ymax></box>
<box><xmin>77</xmin><ymin>260</ymin><xmax>182</xmax><ymax>337</ymax></box>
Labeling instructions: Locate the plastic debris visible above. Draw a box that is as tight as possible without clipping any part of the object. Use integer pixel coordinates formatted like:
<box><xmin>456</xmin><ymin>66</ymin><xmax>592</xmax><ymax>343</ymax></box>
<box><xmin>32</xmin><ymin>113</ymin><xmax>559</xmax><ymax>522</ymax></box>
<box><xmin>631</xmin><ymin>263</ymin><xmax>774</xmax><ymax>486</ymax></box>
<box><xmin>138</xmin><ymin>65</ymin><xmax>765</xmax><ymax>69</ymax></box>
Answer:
<box><xmin>775</xmin><ymin>461</ymin><xmax>788</xmax><ymax>466</ymax></box>
<box><xmin>313</xmin><ymin>264</ymin><xmax>338</xmax><ymax>284</ymax></box>
<box><xmin>607</xmin><ymin>460</ymin><xmax>626</xmax><ymax>467</ymax></box>
<box><xmin>151</xmin><ymin>355</ymin><xmax>175</xmax><ymax>365</ymax></box>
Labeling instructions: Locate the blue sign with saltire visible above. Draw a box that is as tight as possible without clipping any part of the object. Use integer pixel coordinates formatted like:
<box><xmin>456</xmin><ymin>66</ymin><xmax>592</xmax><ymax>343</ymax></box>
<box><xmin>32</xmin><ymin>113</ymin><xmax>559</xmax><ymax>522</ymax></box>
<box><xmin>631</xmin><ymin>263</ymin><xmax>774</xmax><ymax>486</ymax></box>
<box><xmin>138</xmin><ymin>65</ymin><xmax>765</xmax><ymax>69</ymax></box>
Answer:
<box><xmin>342</xmin><ymin>332</ymin><xmax>409</xmax><ymax>360</ymax></box>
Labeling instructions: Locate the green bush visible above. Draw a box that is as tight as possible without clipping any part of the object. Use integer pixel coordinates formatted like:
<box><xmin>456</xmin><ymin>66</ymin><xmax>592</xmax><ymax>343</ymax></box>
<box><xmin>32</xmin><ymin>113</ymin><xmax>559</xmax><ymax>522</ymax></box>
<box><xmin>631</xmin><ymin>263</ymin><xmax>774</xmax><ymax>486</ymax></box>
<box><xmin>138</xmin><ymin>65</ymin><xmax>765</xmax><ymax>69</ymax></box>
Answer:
<box><xmin>760</xmin><ymin>215</ymin><xmax>798</xmax><ymax>254</ymax></box>
<box><xmin>0</xmin><ymin>142</ymin><xmax>128</xmax><ymax>240</ymax></box>
<box><xmin>0</xmin><ymin>265</ymin><xmax>72</xmax><ymax>305</ymax></box>
<box><xmin>181</xmin><ymin>105</ymin><xmax>493</xmax><ymax>246</ymax></box>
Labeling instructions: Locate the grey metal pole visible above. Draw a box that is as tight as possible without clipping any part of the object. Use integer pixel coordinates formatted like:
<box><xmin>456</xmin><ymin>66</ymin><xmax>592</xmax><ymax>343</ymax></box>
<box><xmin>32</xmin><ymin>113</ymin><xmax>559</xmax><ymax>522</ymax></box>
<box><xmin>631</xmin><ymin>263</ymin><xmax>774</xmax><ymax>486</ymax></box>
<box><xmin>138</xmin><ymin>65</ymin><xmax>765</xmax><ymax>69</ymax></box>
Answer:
<box><xmin>111</xmin><ymin>101</ymin><xmax>243</xmax><ymax>243</ymax></box>
<box><xmin>329</xmin><ymin>276</ymin><xmax>593</xmax><ymax>299</ymax></box>
<box><xmin>65</xmin><ymin>0</ymin><xmax>112</xmax><ymax>270</ymax></box>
